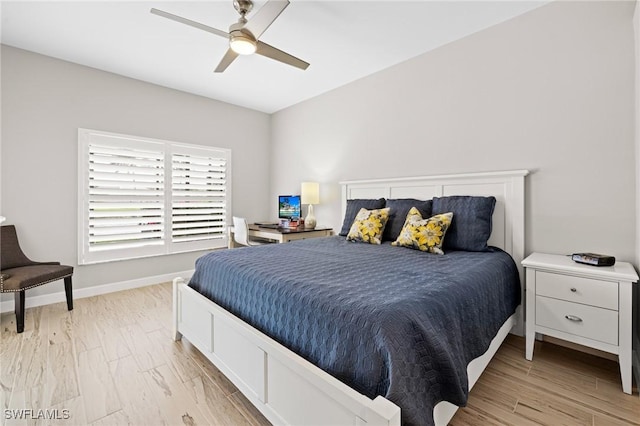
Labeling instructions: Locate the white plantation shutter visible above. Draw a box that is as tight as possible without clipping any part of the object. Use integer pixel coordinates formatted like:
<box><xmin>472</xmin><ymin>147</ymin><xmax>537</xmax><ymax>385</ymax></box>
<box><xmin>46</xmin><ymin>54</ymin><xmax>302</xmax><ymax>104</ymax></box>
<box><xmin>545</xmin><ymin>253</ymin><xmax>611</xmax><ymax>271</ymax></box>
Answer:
<box><xmin>79</xmin><ymin>129</ymin><xmax>231</xmax><ymax>264</ymax></box>
<box><xmin>87</xmin><ymin>143</ymin><xmax>165</xmax><ymax>252</ymax></box>
<box><xmin>170</xmin><ymin>146</ymin><xmax>228</xmax><ymax>250</ymax></box>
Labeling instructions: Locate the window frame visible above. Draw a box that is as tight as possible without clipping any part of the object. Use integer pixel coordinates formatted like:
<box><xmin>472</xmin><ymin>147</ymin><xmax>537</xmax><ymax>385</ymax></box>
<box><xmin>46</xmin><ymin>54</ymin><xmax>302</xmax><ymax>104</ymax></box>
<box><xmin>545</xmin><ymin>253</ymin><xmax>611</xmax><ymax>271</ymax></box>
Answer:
<box><xmin>78</xmin><ymin>128</ymin><xmax>232</xmax><ymax>265</ymax></box>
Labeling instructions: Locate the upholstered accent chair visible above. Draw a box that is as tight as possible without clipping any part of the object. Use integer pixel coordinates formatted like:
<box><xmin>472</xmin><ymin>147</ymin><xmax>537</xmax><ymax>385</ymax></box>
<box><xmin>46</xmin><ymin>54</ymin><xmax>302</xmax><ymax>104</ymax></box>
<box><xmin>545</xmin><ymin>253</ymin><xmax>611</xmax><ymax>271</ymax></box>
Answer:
<box><xmin>0</xmin><ymin>225</ymin><xmax>73</xmax><ymax>333</ymax></box>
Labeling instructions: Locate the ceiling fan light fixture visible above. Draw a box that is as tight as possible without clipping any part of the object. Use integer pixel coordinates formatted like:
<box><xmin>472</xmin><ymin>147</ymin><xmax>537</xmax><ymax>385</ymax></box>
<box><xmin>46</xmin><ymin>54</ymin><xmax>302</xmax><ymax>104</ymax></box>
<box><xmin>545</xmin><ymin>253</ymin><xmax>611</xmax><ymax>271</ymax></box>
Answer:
<box><xmin>229</xmin><ymin>32</ymin><xmax>257</xmax><ymax>55</ymax></box>
<box><xmin>152</xmin><ymin>0</ymin><xmax>309</xmax><ymax>72</ymax></box>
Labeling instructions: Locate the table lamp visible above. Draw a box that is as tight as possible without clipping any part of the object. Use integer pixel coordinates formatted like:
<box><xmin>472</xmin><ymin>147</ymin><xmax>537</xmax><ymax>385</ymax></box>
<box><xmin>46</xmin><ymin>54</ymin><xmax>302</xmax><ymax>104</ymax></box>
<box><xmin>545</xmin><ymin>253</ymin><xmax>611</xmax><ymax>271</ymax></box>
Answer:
<box><xmin>301</xmin><ymin>182</ymin><xmax>319</xmax><ymax>229</ymax></box>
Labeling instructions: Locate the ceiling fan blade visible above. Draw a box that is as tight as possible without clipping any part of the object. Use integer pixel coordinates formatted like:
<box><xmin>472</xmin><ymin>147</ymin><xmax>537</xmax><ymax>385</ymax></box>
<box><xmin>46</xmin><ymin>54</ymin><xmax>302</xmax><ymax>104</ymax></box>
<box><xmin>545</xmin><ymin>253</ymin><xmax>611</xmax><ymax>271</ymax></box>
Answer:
<box><xmin>150</xmin><ymin>8</ymin><xmax>229</xmax><ymax>39</ymax></box>
<box><xmin>256</xmin><ymin>41</ymin><xmax>309</xmax><ymax>70</ymax></box>
<box><xmin>243</xmin><ymin>0</ymin><xmax>289</xmax><ymax>39</ymax></box>
<box><xmin>214</xmin><ymin>49</ymin><xmax>239</xmax><ymax>73</ymax></box>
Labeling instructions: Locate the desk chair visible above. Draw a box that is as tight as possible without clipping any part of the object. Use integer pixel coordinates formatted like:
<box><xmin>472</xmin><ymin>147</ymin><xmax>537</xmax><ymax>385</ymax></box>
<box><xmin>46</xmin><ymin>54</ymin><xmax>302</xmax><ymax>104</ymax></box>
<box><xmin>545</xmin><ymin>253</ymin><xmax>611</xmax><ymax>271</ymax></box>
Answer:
<box><xmin>232</xmin><ymin>217</ymin><xmax>271</xmax><ymax>247</ymax></box>
<box><xmin>1</xmin><ymin>225</ymin><xmax>74</xmax><ymax>333</ymax></box>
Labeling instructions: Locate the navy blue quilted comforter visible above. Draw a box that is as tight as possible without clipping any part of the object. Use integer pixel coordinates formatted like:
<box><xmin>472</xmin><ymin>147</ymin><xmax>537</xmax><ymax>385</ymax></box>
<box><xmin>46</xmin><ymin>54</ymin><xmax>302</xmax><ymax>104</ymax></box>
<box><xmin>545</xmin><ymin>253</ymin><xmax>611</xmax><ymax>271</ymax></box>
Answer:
<box><xmin>189</xmin><ymin>236</ymin><xmax>520</xmax><ymax>425</ymax></box>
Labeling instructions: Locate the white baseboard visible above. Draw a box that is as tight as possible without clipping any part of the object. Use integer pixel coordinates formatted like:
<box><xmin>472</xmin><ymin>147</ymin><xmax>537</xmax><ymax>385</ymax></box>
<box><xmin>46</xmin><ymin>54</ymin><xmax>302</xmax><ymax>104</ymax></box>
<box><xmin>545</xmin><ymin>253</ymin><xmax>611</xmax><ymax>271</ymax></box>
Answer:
<box><xmin>0</xmin><ymin>269</ymin><xmax>194</xmax><ymax>314</ymax></box>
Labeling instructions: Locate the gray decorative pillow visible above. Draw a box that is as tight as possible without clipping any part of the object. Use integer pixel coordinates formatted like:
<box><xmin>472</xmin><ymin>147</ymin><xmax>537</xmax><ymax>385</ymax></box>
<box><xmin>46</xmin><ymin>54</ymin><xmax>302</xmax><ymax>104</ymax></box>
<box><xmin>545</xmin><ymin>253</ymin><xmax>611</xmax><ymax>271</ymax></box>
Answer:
<box><xmin>383</xmin><ymin>198</ymin><xmax>432</xmax><ymax>242</ymax></box>
<box><xmin>339</xmin><ymin>198</ymin><xmax>386</xmax><ymax>236</ymax></box>
<box><xmin>431</xmin><ymin>196</ymin><xmax>496</xmax><ymax>251</ymax></box>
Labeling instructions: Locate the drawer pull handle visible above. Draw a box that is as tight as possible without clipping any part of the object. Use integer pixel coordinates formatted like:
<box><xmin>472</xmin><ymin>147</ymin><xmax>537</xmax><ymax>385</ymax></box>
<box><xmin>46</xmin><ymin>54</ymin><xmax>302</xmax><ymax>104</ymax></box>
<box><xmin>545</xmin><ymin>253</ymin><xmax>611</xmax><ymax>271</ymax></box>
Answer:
<box><xmin>565</xmin><ymin>315</ymin><xmax>582</xmax><ymax>322</ymax></box>
<box><xmin>570</xmin><ymin>288</ymin><xmax>577</xmax><ymax>292</ymax></box>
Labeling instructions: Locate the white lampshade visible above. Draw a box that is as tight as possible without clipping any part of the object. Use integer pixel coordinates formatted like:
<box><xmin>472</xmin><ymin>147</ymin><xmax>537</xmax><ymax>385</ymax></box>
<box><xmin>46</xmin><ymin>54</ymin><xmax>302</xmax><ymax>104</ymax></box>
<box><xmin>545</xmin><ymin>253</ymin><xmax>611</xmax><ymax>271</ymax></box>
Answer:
<box><xmin>301</xmin><ymin>182</ymin><xmax>319</xmax><ymax>205</ymax></box>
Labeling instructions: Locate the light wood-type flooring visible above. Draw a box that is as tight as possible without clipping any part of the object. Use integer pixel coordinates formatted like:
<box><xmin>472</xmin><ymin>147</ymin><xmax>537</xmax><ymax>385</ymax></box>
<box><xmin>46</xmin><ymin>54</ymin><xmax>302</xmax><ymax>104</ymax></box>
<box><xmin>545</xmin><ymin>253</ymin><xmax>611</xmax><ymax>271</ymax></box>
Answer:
<box><xmin>1</xmin><ymin>282</ymin><xmax>638</xmax><ymax>425</ymax></box>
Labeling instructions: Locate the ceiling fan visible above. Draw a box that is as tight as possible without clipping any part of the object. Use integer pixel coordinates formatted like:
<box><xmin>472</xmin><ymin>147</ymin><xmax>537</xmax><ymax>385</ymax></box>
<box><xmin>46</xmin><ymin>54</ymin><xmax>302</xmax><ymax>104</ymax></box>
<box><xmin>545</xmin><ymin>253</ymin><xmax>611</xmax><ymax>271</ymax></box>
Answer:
<box><xmin>150</xmin><ymin>0</ymin><xmax>310</xmax><ymax>73</ymax></box>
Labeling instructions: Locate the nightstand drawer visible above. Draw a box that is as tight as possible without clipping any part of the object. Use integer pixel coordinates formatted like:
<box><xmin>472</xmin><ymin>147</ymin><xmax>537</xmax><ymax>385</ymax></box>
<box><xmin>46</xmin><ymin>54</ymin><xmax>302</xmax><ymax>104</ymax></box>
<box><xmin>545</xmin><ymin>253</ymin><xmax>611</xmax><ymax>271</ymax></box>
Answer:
<box><xmin>535</xmin><ymin>271</ymin><xmax>618</xmax><ymax>310</ymax></box>
<box><xmin>535</xmin><ymin>296</ymin><xmax>618</xmax><ymax>345</ymax></box>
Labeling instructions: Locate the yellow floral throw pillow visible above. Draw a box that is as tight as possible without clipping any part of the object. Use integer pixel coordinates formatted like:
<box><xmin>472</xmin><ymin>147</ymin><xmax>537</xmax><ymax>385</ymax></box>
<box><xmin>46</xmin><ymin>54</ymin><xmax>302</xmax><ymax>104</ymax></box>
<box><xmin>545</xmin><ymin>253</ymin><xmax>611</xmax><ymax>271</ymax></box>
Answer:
<box><xmin>346</xmin><ymin>207</ymin><xmax>390</xmax><ymax>245</ymax></box>
<box><xmin>392</xmin><ymin>207</ymin><xmax>453</xmax><ymax>254</ymax></box>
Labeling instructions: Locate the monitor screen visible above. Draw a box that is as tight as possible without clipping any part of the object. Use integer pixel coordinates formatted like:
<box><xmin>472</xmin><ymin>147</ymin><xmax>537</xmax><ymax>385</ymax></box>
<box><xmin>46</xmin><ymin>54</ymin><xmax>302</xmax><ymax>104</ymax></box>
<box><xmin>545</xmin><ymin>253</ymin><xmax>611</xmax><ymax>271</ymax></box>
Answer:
<box><xmin>278</xmin><ymin>195</ymin><xmax>301</xmax><ymax>219</ymax></box>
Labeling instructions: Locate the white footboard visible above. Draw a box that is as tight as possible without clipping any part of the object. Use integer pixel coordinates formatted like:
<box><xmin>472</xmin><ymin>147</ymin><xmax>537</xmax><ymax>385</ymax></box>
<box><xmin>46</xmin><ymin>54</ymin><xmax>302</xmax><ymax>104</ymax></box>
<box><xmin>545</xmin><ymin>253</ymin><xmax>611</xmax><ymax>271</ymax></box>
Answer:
<box><xmin>433</xmin><ymin>312</ymin><xmax>516</xmax><ymax>424</ymax></box>
<box><xmin>173</xmin><ymin>277</ymin><xmax>401</xmax><ymax>426</ymax></box>
<box><xmin>173</xmin><ymin>276</ymin><xmax>516</xmax><ymax>426</ymax></box>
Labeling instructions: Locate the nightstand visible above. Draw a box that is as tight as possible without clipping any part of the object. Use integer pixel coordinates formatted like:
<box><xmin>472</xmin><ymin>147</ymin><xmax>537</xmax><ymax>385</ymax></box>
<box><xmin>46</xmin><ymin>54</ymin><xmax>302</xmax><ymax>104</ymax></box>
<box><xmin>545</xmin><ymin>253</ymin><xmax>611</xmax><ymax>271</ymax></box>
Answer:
<box><xmin>522</xmin><ymin>252</ymin><xmax>639</xmax><ymax>394</ymax></box>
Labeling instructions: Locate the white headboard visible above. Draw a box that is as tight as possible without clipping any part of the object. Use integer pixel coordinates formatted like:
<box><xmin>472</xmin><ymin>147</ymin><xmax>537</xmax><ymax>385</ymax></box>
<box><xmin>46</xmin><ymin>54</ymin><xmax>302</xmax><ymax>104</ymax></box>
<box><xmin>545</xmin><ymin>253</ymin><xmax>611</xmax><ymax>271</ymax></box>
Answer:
<box><xmin>340</xmin><ymin>169</ymin><xmax>529</xmax><ymax>334</ymax></box>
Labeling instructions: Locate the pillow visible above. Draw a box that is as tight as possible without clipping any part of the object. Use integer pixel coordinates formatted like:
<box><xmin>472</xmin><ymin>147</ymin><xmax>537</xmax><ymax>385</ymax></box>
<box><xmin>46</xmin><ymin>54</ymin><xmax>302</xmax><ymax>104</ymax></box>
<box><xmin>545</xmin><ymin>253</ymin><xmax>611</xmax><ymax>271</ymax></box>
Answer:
<box><xmin>383</xmin><ymin>198</ymin><xmax>432</xmax><ymax>242</ymax></box>
<box><xmin>392</xmin><ymin>207</ymin><xmax>453</xmax><ymax>254</ymax></box>
<box><xmin>339</xmin><ymin>198</ymin><xmax>386</xmax><ymax>236</ymax></box>
<box><xmin>346</xmin><ymin>207</ymin><xmax>390</xmax><ymax>245</ymax></box>
<box><xmin>431</xmin><ymin>195</ymin><xmax>496</xmax><ymax>251</ymax></box>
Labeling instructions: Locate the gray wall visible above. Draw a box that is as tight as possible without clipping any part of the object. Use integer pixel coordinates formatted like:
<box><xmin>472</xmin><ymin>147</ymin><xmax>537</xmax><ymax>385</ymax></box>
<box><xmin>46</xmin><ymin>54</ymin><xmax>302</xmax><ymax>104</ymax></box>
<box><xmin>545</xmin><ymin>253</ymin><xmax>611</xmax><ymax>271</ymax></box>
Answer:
<box><xmin>1</xmin><ymin>45</ymin><xmax>271</xmax><ymax>297</ymax></box>
<box><xmin>271</xmin><ymin>0</ymin><xmax>637</xmax><ymax>263</ymax></box>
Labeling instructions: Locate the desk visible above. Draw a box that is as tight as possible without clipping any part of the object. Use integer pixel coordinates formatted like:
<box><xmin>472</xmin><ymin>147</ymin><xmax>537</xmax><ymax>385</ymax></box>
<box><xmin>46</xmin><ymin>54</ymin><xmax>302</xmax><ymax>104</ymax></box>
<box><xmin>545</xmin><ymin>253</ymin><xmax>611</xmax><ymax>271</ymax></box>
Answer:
<box><xmin>228</xmin><ymin>225</ymin><xmax>333</xmax><ymax>248</ymax></box>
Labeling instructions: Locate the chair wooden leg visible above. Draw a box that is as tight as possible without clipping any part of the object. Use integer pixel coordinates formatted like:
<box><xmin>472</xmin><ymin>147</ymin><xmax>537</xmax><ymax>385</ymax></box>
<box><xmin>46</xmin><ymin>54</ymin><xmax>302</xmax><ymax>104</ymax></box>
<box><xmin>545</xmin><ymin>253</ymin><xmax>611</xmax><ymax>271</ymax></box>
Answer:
<box><xmin>15</xmin><ymin>291</ymin><xmax>25</xmax><ymax>333</ymax></box>
<box><xmin>64</xmin><ymin>276</ymin><xmax>73</xmax><ymax>311</ymax></box>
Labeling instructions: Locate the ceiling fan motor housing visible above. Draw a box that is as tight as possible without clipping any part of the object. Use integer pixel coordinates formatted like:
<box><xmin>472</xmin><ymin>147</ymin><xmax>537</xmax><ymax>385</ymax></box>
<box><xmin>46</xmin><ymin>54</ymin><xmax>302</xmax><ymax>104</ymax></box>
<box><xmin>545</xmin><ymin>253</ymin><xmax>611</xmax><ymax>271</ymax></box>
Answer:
<box><xmin>233</xmin><ymin>0</ymin><xmax>254</xmax><ymax>17</ymax></box>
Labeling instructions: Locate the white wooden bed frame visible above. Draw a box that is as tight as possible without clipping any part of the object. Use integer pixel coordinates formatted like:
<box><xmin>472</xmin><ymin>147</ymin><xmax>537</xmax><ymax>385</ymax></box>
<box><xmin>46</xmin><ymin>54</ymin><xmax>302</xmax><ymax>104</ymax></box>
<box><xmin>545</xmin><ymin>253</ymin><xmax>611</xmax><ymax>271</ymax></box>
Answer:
<box><xmin>172</xmin><ymin>170</ymin><xmax>529</xmax><ymax>425</ymax></box>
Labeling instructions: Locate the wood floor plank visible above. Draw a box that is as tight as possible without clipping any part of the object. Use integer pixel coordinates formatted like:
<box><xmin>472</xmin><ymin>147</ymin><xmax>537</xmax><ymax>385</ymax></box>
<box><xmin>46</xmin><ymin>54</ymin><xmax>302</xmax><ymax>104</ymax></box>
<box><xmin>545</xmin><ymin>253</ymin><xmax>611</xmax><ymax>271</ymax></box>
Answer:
<box><xmin>9</xmin><ymin>307</ymin><xmax>48</xmax><ymax>394</ymax></box>
<box><xmin>47</xmin><ymin>395</ymin><xmax>86</xmax><ymax>426</ymax></box>
<box><xmin>448</xmin><ymin>404</ymin><xmax>513</xmax><ymax>426</ymax></box>
<box><xmin>89</xmin><ymin>409</ymin><xmax>130</xmax><ymax>426</ymax></box>
<box><xmin>594</xmin><ymin>412</ymin><xmax>639</xmax><ymax>426</ymax></box>
<box><xmin>86</xmin><ymin>294</ymin><xmax>133</xmax><ymax>362</ymax></box>
<box><xmin>464</xmin><ymin>399</ymin><xmax>542</xmax><ymax>426</ymax></box>
<box><xmin>69</xmin><ymin>298</ymin><xmax>102</xmax><ymax>354</ymax></box>
<box><xmin>4</xmin><ymin>386</ymin><xmax>29</xmax><ymax>426</ymax></box>
<box><xmin>455</xmin><ymin>368</ymin><xmax>635</xmax><ymax>425</ymax></box>
<box><xmin>99</xmin><ymin>294</ymin><xmax>137</xmax><ymax>329</ymax></box>
<box><xmin>108</xmin><ymin>355</ymin><xmax>165</xmax><ymax>425</ymax></box>
<box><xmin>3</xmin><ymin>385</ymin><xmax>69</xmax><ymax>426</ymax></box>
<box><xmin>596</xmin><ymin>376</ymin><xmax>640</xmax><ymax>406</ymax></box>
<box><xmin>95</xmin><ymin>318</ymin><xmax>131</xmax><ymax>362</ymax></box>
<box><xmin>120</xmin><ymin>323</ymin><xmax>165</xmax><ymax>372</ymax></box>
<box><xmin>466</xmin><ymin>380</ymin><xmax>519</xmax><ymax>414</ymax></box>
<box><xmin>228</xmin><ymin>391</ymin><xmax>271</xmax><ymax>426</ymax></box>
<box><xmin>513</xmin><ymin>393</ymin><xmax>594</xmax><ymax>426</ymax></box>
<box><xmin>520</xmin><ymin>362</ymin><xmax>638</xmax><ymax>423</ymax></box>
<box><xmin>1</xmin><ymin>313</ymin><xmax>24</xmax><ymax>413</ymax></box>
<box><xmin>147</xmin><ymin>330</ymin><xmax>202</xmax><ymax>384</ymax></box>
<box><xmin>183</xmin><ymin>376</ymin><xmax>251</xmax><ymax>426</ymax></box>
<box><xmin>527</xmin><ymin>358</ymin><xmax>597</xmax><ymax>391</ymax></box>
<box><xmin>45</xmin><ymin>304</ymin><xmax>72</xmax><ymax>345</ymax></box>
<box><xmin>536</xmin><ymin>339</ymin><xmax>621</xmax><ymax>381</ymax></box>
<box><xmin>46</xmin><ymin>340</ymin><xmax>79</xmax><ymax>406</ymax></box>
<box><xmin>77</xmin><ymin>347</ymin><xmax>121</xmax><ymax>423</ymax></box>
<box><xmin>142</xmin><ymin>364</ymin><xmax>210</xmax><ymax>425</ymax></box>
<box><xmin>130</xmin><ymin>297</ymin><xmax>165</xmax><ymax>334</ymax></box>
<box><xmin>179</xmin><ymin>338</ymin><xmax>239</xmax><ymax>397</ymax></box>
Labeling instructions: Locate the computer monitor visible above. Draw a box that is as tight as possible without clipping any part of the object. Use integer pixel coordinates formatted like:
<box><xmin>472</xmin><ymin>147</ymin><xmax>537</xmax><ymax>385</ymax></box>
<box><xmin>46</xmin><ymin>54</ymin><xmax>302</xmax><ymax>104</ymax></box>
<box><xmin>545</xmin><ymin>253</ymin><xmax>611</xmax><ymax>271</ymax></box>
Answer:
<box><xmin>278</xmin><ymin>195</ymin><xmax>301</xmax><ymax>220</ymax></box>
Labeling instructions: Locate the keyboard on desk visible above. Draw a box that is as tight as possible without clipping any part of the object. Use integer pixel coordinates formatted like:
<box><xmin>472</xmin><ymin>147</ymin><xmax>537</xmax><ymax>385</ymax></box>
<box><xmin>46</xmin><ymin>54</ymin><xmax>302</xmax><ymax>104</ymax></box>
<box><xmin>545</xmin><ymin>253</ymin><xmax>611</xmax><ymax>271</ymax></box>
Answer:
<box><xmin>255</xmin><ymin>223</ymin><xmax>279</xmax><ymax>229</ymax></box>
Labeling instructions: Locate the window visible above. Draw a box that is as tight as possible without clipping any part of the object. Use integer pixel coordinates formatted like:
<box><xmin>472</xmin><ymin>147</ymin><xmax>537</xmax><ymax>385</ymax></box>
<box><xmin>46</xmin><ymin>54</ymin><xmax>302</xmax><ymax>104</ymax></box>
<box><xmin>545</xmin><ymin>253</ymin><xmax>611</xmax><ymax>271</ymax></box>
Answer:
<box><xmin>78</xmin><ymin>128</ymin><xmax>231</xmax><ymax>264</ymax></box>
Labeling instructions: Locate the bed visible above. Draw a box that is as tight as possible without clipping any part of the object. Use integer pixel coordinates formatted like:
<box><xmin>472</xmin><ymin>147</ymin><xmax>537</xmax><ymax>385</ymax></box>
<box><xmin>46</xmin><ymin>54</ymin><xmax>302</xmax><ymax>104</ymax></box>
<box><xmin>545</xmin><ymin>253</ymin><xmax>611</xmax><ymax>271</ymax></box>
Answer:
<box><xmin>172</xmin><ymin>170</ymin><xmax>529</xmax><ymax>426</ymax></box>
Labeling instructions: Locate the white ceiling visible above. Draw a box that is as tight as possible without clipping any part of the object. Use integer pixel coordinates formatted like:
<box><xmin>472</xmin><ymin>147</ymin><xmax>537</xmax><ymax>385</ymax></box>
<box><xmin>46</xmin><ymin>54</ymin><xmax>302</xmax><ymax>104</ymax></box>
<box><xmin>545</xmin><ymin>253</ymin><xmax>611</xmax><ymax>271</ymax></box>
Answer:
<box><xmin>1</xmin><ymin>1</ymin><xmax>546</xmax><ymax>113</ymax></box>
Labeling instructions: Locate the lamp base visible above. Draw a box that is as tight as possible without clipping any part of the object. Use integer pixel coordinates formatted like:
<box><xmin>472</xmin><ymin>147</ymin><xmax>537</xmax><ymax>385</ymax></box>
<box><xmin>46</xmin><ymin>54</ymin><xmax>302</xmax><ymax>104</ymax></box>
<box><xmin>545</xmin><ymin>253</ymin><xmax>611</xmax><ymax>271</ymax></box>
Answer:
<box><xmin>304</xmin><ymin>204</ymin><xmax>316</xmax><ymax>229</ymax></box>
